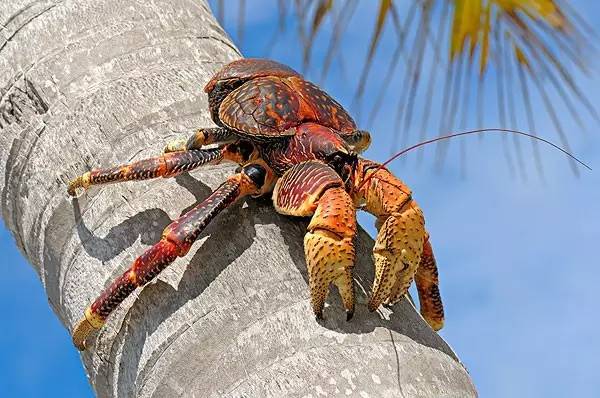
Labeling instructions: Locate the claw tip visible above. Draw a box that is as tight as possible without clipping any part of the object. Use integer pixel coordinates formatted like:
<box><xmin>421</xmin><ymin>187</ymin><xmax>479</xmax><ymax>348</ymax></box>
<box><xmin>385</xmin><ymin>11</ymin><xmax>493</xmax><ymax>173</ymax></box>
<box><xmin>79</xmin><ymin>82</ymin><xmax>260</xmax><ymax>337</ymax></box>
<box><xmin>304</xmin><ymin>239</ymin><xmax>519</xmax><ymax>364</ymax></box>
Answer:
<box><xmin>346</xmin><ymin>309</ymin><xmax>354</xmax><ymax>321</ymax></box>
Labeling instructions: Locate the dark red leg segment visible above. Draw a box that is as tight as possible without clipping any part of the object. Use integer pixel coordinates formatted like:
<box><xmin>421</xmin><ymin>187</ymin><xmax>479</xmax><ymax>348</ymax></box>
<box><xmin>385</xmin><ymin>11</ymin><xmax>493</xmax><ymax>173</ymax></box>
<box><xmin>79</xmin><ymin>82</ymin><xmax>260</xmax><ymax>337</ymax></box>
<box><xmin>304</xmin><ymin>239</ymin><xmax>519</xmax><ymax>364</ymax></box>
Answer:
<box><xmin>67</xmin><ymin>148</ymin><xmax>222</xmax><ymax>196</ymax></box>
<box><xmin>67</xmin><ymin>142</ymin><xmax>257</xmax><ymax>196</ymax></box>
<box><xmin>72</xmin><ymin>163</ymin><xmax>270</xmax><ymax>350</ymax></box>
<box><xmin>91</xmin><ymin>148</ymin><xmax>222</xmax><ymax>182</ymax></box>
<box><xmin>89</xmin><ymin>240</ymin><xmax>178</xmax><ymax>320</ymax></box>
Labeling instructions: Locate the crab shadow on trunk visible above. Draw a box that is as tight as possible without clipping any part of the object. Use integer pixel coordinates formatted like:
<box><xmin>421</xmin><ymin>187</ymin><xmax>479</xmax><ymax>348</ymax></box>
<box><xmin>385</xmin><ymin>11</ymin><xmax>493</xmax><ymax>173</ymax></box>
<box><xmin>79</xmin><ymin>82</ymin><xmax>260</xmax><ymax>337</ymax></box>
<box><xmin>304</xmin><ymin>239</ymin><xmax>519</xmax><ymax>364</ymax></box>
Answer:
<box><xmin>72</xmin><ymin>174</ymin><xmax>214</xmax><ymax>263</ymax></box>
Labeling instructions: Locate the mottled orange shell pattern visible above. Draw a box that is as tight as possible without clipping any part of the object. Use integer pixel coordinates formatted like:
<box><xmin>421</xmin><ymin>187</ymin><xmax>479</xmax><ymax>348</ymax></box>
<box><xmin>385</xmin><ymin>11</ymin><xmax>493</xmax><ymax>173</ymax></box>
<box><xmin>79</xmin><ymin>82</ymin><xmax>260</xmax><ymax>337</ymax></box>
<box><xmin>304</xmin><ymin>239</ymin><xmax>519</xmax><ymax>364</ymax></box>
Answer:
<box><xmin>211</xmin><ymin>59</ymin><xmax>357</xmax><ymax>139</ymax></box>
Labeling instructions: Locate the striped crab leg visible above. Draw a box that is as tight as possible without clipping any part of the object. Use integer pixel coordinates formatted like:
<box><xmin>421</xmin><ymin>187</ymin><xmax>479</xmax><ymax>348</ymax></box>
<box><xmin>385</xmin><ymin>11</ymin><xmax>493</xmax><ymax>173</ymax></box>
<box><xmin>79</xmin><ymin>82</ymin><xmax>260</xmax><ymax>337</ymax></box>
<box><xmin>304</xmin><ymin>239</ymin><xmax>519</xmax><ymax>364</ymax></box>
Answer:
<box><xmin>67</xmin><ymin>141</ymin><xmax>256</xmax><ymax>196</ymax></box>
<box><xmin>415</xmin><ymin>236</ymin><xmax>444</xmax><ymax>330</ymax></box>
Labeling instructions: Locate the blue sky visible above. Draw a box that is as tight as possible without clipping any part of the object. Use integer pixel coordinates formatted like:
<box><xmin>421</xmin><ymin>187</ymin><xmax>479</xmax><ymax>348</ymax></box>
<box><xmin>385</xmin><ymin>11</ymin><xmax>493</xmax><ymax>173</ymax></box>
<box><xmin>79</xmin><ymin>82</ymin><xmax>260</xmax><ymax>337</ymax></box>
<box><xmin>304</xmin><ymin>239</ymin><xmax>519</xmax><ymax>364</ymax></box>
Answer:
<box><xmin>1</xmin><ymin>1</ymin><xmax>599</xmax><ymax>397</ymax></box>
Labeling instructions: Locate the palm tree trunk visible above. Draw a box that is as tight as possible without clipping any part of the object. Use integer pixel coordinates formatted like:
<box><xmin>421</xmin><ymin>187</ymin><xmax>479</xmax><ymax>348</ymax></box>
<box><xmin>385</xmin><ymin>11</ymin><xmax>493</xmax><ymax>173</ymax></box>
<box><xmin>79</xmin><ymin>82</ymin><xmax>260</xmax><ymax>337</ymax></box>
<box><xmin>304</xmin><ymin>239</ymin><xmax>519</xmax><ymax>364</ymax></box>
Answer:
<box><xmin>0</xmin><ymin>0</ymin><xmax>476</xmax><ymax>396</ymax></box>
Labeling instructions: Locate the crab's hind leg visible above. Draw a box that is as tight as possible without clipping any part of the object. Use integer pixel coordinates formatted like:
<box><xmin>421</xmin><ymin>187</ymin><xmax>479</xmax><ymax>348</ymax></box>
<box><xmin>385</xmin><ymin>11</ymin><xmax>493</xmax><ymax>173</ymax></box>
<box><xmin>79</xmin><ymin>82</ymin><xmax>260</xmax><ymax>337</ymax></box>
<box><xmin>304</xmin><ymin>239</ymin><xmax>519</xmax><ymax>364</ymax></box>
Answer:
<box><xmin>68</xmin><ymin>141</ymin><xmax>255</xmax><ymax>196</ymax></box>
<box><xmin>273</xmin><ymin>161</ymin><xmax>357</xmax><ymax>320</ymax></box>
<box><xmin>72</xmin><ymin>162</ymin><xmax>273</xmax><ymax>350</ymax></box>
<box><xmin>414</xmin><ymin>236</ymin><xmax>444</xmax><ymax>330</ymax></box>
<box><xmin>164</xmin><ymin>127</ymin><xmax>237</xmax><ymax>153</ymax></box>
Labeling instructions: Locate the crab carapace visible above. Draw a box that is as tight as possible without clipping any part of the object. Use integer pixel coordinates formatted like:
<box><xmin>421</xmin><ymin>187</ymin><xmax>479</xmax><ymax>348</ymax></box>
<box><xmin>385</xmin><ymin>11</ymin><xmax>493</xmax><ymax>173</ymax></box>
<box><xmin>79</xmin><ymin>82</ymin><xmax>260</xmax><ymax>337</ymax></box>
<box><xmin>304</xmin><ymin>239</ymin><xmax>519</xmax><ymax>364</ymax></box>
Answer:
<box><xmin>69</xmin><ymin>58</ymin><xmax>443</xmax><ymax>350</ymax></box>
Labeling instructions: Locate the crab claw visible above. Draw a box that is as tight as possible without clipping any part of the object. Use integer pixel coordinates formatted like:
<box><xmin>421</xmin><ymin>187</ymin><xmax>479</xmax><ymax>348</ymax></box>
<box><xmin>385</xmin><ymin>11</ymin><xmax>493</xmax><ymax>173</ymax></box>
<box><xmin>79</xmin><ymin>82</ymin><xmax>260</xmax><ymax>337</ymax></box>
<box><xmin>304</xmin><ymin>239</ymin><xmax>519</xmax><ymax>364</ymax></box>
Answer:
<box><xmin>273</xmin><ymin>161</ymin><xmax>357</xmax><ymax>320</ymax></box>
<box><xmin>367</xmin><ymin>204</ymin><xmax>426</xmax><ymax>312</ymax></box>
<box><xmin>303</xmin><ymin>196</ymin><xmax>357</xmax><ymax>320</ymax></box>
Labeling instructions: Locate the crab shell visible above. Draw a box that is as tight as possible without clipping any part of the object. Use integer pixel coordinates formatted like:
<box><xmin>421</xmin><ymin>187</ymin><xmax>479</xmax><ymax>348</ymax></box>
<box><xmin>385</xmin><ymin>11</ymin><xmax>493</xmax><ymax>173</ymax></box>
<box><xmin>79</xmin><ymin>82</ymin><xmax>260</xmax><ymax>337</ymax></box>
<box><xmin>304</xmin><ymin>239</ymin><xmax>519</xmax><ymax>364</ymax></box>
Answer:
<box><xmin>204</xmin><ymin>58</ymin><xmax>357</xmax><ymax>140</ymax></box>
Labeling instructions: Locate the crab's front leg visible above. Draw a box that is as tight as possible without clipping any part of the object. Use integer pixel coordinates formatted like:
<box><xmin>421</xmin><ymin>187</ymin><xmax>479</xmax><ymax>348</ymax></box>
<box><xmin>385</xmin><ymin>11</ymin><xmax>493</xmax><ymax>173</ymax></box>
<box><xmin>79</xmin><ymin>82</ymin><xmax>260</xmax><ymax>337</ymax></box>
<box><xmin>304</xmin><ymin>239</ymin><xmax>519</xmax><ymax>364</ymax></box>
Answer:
<box><xmin>353</xmin><ymin>159</ymin><xmax>444</xmax><ymax>330</ymax></box>
<box><xmin>273</xmin><ymin>161</ymin><xmax>357</xmax><ymax>319</ymax></box>
<box><xmin>72</xmin><ymin>162</ymin><xmax>275</xmax><ymax>350</ymax></box>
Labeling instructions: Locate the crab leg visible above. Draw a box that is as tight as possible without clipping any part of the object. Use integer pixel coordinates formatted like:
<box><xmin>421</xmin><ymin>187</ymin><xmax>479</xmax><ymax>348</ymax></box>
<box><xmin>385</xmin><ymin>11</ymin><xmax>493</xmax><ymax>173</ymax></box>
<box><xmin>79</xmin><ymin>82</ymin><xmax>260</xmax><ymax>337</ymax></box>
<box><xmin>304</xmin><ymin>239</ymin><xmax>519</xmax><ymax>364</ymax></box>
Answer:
<box><xmin>68</xmin><ymin>141</ymin><xmax>255</xmax><ymax>196</ymax></box>
<box><xmin>273</xmin><ymin>161</ymin><xmax>357</xmax><ymax>320</ymax></box>
<box><xmin>414</xmin><ymin>236</ymin><xmax>444</xmax><ymax>330</ymax></box>
<box><xmin>352</xmin><ymin>160</ymin><xmax>432</xmax><ymax>318</ymax></box>
<box><xmin>72</xmin><ymin>163</ymin><xmax>271</xmax><ymax>350</ymax></box>
<box><xmin>164</xmin><ymin>127</ymin><xmax>237</xmax><ymax>153</ymax></box>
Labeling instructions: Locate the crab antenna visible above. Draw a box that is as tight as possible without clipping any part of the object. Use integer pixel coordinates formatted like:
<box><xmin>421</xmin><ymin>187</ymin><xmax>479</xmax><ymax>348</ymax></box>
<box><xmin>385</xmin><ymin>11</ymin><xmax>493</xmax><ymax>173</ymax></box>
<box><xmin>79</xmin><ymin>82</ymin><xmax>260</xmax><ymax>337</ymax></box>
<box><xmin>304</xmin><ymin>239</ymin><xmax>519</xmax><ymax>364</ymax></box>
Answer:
<box><xmin>357</xmin><ymin>128</ymin><xmax>592</xmax><ymax>191</ymax></box>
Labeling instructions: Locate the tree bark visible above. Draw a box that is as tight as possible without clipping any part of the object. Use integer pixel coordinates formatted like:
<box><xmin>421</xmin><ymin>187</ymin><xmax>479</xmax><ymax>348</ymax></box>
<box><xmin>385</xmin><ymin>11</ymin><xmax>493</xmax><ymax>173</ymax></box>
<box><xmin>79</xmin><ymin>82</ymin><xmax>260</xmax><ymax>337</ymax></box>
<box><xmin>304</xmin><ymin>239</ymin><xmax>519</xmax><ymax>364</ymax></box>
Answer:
<box><xmin>0</xmin><ymin>1</ymin><xmax>476</xmax><ymax>396</ymax></box>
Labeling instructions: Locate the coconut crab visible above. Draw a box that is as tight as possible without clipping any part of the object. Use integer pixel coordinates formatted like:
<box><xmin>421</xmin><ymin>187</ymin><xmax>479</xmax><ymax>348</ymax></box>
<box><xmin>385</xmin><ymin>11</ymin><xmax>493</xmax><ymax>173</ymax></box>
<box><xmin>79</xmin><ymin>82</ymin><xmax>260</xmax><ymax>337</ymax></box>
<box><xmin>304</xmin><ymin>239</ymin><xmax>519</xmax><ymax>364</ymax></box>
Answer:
<box><xmin>69</xmin><ymin>58</ymin><xmax>442</xmax><ymax>350</ymax></box>
<box><xmin>73</xmin><ymin>58</ymin><xmax>569</xmax><ymax>350</ymax></box>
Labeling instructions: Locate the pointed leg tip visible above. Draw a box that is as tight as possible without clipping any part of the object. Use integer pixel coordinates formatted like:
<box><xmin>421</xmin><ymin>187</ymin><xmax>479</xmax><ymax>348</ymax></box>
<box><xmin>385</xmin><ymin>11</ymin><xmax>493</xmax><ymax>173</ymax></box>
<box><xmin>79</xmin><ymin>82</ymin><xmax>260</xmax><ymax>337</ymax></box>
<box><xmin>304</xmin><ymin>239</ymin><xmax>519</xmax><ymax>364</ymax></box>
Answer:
<box><xmin>346</xmin><ymin>309</ymin><xmax>354</xmax><ymax>321</ymax></box>
<box><xmin>72</xmin><ymin>317</ymin><xmax>96</xmax><ymax>351</ymax></box>
<box><xmin>428</xmin><ymin>319</ymin><xmax>444</xmax><ymax>331</ymax></box>
<box><xmin>67</xmin><ymin>173</ymin><xmax>90</xmax><ymax>197</ymax></box>
<box><xmin>66</xmin><ymin>184</ymin><xmax>82</xmax><ymax>198</ymax></box>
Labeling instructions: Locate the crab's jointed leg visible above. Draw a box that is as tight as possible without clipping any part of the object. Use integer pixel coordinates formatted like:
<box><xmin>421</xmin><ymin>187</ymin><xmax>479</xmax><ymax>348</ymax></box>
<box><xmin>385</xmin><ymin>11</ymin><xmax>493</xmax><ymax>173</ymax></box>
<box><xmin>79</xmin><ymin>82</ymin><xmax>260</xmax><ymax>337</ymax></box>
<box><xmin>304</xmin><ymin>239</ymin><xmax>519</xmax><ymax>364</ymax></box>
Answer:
<box><xmin>273</xmin><ymin>161</ymin><xmax>357</xmax><ymax>320</ymax></box>
<box><xmin>415</xmin><ymin>236</ymin><xmax>444</xmax><ymax>330</ymax></box>
<box><xmin>72</xmin><ymin>163</ymin><xmax>273</xmax><ymax>350</ymax></box>
<box><xmin>68</xmin><ymin>141</ymin><xmax>256</xmax><ymax>196</ymax></box>
<box><xmin>352</xmin><ymin>159</ymin><xmax>442</xmax><ymax>329</ymax></box>
<box><xmin>164</xmin><ymin>127</ymin><xmax>237</xmax><ymax>153</ymax></box>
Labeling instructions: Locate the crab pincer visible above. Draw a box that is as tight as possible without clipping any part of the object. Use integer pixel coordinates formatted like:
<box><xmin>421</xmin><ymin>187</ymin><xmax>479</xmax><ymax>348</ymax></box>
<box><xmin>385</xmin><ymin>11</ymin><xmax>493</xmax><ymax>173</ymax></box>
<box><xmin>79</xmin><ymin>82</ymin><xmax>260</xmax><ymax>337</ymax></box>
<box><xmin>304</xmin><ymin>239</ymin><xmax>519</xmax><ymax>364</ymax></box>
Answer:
<box><xmin>273</xmin><ymin>160</ymin><xmax>357</xmax><ymax>320</ymax></box>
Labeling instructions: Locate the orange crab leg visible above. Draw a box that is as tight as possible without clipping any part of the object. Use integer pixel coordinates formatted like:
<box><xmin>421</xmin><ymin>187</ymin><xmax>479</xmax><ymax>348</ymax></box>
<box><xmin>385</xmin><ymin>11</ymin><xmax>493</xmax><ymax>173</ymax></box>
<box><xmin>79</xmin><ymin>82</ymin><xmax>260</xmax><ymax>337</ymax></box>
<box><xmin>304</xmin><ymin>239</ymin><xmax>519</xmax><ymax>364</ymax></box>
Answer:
<box><xmin>72</xmin><ymin>163</ymin><xmax>271</xmax><ymax>350</ymax></box>
<box><xmin>67</xmin><ymin>142</ymin><xmax>256</xmax><ymax>196</ymax></box>
<box><xmin>273</xmin><ymin>161</ymin><xmax>357</xmax><ymax>319</ymax></box>
<box><xmin>352</xmin><ymin>159</ymin><xmax>429</xmax><ymax>315</ymax></box>
<box><xmin>415</xmin><ymin>236</ymin><xmax>444</xmax><ymax>330</ymax></box>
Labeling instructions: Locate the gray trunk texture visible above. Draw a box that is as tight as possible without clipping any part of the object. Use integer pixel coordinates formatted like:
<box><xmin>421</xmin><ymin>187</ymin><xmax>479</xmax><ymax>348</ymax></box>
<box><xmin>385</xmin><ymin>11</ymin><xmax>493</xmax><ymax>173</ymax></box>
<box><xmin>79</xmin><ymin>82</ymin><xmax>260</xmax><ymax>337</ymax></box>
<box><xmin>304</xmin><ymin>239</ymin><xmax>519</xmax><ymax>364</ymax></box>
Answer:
<box><xmin>0</xmin><ymin>1</ymin><xmax>477</xmax><ymax>397</ymax></box>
